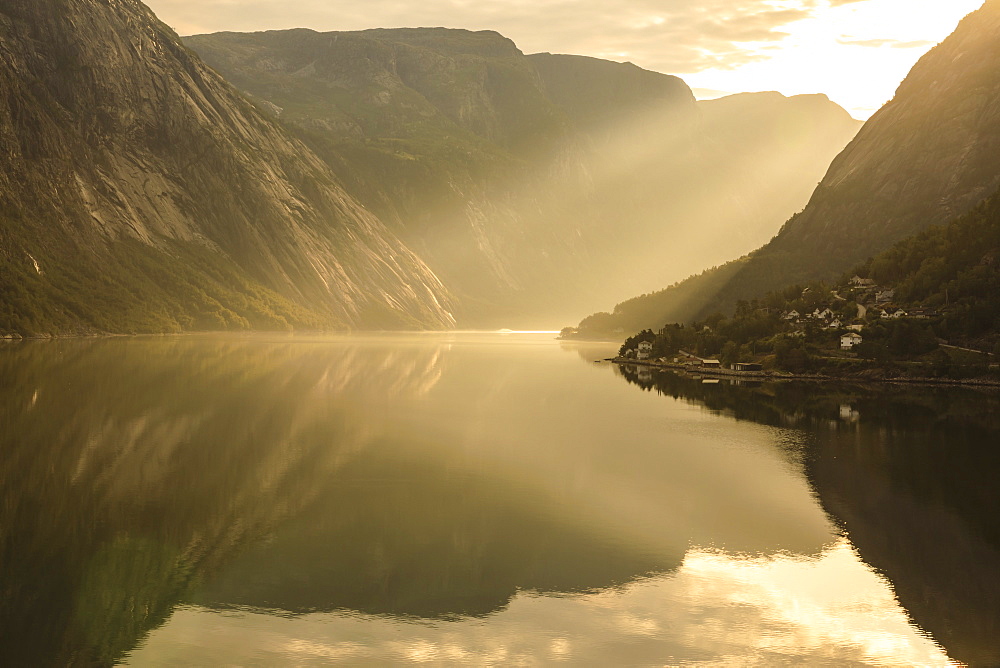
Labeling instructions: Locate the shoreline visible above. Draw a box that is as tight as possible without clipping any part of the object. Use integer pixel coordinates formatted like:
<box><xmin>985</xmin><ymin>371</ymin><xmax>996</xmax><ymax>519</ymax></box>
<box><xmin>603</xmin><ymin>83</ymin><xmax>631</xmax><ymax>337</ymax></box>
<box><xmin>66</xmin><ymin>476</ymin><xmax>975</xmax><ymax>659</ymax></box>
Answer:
<box><xmin>609</xmin><ymin>358</ymin><xmax>1000</xmax><ymax>389</ymax></box>
<box><xmin>0</xmin><ymin>329</ymin><xmax>563</xmax><ymax>343</ymax></box>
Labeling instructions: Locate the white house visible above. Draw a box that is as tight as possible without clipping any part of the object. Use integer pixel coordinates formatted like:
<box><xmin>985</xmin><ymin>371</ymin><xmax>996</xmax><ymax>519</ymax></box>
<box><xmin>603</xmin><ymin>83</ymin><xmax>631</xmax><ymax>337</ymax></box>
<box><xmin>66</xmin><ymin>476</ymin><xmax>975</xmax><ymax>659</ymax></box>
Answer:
<box><xmin>637</xmin><ymin>341</ymin><xmax>653</xmax><ymax>360</ymax></box>
<box><xmin>813</xmin><ymin>308</ymin><xmax>835</xmax><ymax>320</ymax></box>
<box><xmin>782</xmin><ymin>310</ymin><xmax>800</xmax><ymax>321</ymax></box>
<box><xmin>841</xmin><ymin>333</ymin><xmax>863</xmax><ymax>350</ymax></box>
<box><xmin>891</xmin><ymin>309</ymin><xmax>907</xmax><ymax>319</ymax></box>
<box><xmin>827</xmin><ymin>319</ymin><xmax>843</xmax><ymax>330</ymax></box>
<box><xmin>847</xmin><ymin>324</ymin><xmax>864</xmax><ymax>332</ymax></box>
<box><xmin>851</xmin><ymin>276</ymin><xmax>876</xmax><ymax>288</ymax></box>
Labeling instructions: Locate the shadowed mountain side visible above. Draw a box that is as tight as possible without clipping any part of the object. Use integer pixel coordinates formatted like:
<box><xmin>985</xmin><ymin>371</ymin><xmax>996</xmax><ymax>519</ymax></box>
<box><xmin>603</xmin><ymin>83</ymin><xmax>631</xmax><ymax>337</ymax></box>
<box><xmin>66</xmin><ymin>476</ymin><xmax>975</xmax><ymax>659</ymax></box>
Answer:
<box><xmin>614</xmin><ymin>366</ymin><xmax>1000</xmax><ymax>665</ymax></box>
<box><xmin>186</xmin><ymin>30</ymin><xmax>859</xmax><ymax>328</ymax></box>
<box><xmin>770</xmin><ymin>0</ymin><xmax>1000</xmax><ymax>266</ymax></box>
<box><xmin>0</xmin><ymin>0</ymin><xmax>455</xmax><ymax>336</ymax></box>
<box><xmin>577</xmin><ymin>1</ymin><xmax>1000</xmax><ymax>332</ymax></box>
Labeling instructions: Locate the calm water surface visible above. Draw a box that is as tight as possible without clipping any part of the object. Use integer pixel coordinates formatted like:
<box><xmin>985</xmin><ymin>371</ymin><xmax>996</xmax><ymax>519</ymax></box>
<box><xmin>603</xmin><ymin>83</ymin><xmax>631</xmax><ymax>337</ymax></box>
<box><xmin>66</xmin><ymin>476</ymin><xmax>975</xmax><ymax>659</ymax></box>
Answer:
<box><xmin>1</xmin><ymin>333</ymin><xmax>998</xmax><ymax>665</ymax></box>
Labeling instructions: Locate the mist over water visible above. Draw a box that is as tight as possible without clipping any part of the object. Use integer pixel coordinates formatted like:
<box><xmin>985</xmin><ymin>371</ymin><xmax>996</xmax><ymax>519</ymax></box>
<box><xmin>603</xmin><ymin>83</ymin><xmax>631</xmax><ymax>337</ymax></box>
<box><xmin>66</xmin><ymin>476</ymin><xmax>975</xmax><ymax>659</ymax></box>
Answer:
<box><xmin>2</xmin><ymin>334</ymin><xmax>993</xmax><ymax>664</ymax></box>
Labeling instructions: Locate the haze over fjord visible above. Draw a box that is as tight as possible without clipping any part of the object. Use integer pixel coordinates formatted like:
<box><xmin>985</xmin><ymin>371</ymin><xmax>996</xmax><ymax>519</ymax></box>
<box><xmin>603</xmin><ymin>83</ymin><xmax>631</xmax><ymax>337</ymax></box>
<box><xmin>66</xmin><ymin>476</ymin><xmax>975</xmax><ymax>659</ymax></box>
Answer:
<box><xmin>146</xmin><ymin>0</ymin><xmax>981</xmax><ymax>120</ymax></box>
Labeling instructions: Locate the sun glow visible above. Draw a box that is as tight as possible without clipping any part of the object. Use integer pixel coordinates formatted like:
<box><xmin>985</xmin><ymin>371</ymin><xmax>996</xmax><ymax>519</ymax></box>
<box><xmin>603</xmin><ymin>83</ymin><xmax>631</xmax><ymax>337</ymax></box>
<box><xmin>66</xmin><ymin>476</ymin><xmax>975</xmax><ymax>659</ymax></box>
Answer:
<box><xmin>127</xmin><ymin>540</ymin><xmax>955</xmax><ymax>666</ymax></box>
<box><xmin>685</xmin><ymin>0</ymin><xmax>985</xmax><ymax>119</ymax></box>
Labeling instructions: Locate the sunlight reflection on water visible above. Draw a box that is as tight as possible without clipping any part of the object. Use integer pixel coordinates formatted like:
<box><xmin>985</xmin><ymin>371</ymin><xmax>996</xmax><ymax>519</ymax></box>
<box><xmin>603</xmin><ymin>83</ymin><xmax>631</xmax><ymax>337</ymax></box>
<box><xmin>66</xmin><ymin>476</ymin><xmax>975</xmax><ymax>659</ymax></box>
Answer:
<box><xmin>1</xmin><ymin>334</ymin><xmax>985</xmax><ymax>665</ymax></box>
<box><xmin>126</xmin><ymin>539</ymin><xmax>951</xmax><ymax>666</ymax></box>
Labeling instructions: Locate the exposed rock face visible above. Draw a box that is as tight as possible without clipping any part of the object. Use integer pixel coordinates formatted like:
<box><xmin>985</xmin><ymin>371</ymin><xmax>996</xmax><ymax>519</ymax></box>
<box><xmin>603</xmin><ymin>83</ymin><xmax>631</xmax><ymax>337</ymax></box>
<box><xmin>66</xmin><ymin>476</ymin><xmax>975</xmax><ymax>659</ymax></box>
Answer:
<box><xmin>0</xmin><ymin>0</ymin><xmax>455</xmax><ymax>335</ymax></box>
<box><xmin>528</xmin><ymin>53</ymin><xmax>695</xmax><ymax>135</ymax></box>
<box><xmin>769</xmin><ymin>0</ymin><xmax>1000</xmax><ymax>270</ymax></box>
<box><xmin>187</xmin><ymin>29</ymin><xmax>860</xmax><ymax>328</ymax></box>
<box><xmin>187</xmin><ymin>28</ymin><xmax>593</xmax><ymax>327</ymax></box>
<box><xmin>580</xmin><ymin>1</ymin><xmax>1000</xmax><ymax>333</ymax></box>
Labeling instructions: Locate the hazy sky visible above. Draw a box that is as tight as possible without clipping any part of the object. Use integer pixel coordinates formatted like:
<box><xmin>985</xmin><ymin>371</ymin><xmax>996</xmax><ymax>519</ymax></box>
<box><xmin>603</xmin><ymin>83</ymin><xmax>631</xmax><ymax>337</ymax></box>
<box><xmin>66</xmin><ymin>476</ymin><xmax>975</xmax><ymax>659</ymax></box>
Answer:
<box><xmin>145</xmin><ymin>0</ymin><xmax>984</xmax><ymax>119</ymax></box>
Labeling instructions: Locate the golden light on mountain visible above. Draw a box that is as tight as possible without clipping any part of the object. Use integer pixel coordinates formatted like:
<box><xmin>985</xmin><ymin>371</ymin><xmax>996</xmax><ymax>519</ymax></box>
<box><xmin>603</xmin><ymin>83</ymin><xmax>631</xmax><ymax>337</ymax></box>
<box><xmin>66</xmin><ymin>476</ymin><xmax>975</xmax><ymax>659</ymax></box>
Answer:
<box><xmin>146</xmin><ymin>0</ymin><xmax>984</xmax><ymax>119</ymax></box>
<box><xmin>685</xmin><ymin>0</ymin><xmax>985</xmax><ymax>118</ymax></box>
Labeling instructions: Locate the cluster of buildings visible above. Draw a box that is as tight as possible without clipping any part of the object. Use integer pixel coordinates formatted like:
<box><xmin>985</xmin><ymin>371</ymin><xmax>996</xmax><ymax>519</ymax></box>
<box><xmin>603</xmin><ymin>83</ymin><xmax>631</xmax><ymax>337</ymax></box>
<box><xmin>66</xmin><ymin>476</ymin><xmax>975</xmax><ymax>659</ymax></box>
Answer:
<box><xmin>620</xmin><ymin>274</ymin><xmax>946</xmax><ymax>366</ymax></box>
<box><xmin>780</xmin><ymin>305</ymin><xmax>863</xmax><ymax>349</ymax></box>
<box><xmin>781</xmin><ymin>306</ymin><xmax>847</xmax><ymax>331</ymax></box>
<box><xmin>779</xmin><ymin>276</ymin><xmax>943</xmax><ymax>351</ymax></box>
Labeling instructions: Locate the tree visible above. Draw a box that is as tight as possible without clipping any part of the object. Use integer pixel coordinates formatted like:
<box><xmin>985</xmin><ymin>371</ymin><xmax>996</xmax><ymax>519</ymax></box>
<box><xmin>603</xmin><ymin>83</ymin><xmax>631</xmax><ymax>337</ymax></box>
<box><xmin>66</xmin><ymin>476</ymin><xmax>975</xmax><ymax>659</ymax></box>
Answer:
<box><xmin>774</xmin><ymin>337</ymin><xmax>810</xmax><ymax>372</ymax></box>
<box><xmin>721</xmin><ymin>341</ymin><xmax>741</xmax><ymax>366</ymax></box>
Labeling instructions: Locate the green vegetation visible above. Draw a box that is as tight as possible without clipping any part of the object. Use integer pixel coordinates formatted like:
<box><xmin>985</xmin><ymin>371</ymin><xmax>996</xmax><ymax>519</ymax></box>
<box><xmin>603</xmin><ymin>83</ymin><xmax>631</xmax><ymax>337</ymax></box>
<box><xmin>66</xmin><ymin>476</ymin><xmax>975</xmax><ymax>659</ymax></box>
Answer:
<box><xmin>609</xmin><ymin>189</ymin><xmax>1000</xmax><ymax>380</ymax></box>
<box><xmin>572</xmin><ymin>260</ymin><xmax>748</xmax><ymax>339</ymax></box>
<box><xmin>0</xmin><ymin>235</ymin><xmax>326</xmax><ymax>338</ymax></box>
<box><xmin>572</xmin><ymin>0</ymin><xmax>1000</xmax><ymax>337</ymax></box>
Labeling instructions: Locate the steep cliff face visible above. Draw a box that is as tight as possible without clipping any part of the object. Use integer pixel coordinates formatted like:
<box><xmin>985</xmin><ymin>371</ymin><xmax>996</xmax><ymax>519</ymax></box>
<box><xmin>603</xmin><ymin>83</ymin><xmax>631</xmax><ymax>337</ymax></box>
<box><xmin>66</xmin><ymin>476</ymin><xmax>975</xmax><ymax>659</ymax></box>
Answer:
<box><xmin>582</xmin><ymin>1</ymin><xmax>1000</xmax><ymax>333</ymax></box>
<box><xmin>187</xmin><ymin>29</ymin><xmax>859</xmax><ymax>328</ymax></box>
<box><xmin>769</xmin><ymin>0</ymin><xmax>1000</xmax><ymax>267</ymax></box>
<box><xmin>0</xmin><ymin>0</ymin><xmax>455</xmax><ymax>335</ymax></box>
<box><xmin>186</xmin><ymin>27</ymin><xmax>593</xmax><ymax>327</ymax></box>
<box><xmin>528</xmin><ymin>53</ymin><xmax>695</xmax><ymax>135</ymax></box>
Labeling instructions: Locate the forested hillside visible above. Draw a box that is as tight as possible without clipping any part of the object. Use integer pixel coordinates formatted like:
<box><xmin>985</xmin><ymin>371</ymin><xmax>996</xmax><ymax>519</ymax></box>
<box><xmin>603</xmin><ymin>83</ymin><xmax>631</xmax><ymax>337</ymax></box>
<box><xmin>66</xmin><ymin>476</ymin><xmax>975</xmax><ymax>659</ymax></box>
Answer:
<box><xmin>603</xmin><ymin>189</ymin><xmax>1000</xmax><ymax>379</ymax></box>
<box><xmin>574</xmin><ymin>0</ymin><xmax>1000</xmax><ymax>336</ymax></box>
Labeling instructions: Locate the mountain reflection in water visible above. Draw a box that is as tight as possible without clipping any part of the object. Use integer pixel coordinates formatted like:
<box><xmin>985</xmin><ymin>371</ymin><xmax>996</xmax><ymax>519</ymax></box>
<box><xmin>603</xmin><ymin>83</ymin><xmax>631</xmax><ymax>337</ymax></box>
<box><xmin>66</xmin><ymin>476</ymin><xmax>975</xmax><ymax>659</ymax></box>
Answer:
<box><xmin>619</xmin><ymin>363</ymin><xmax>1000</xmax><ymax>667</ymax></box>
<box><xmin>0</xmin><ymin>335</ymin><xmax>976</xmax><ymax>665</ymax></box>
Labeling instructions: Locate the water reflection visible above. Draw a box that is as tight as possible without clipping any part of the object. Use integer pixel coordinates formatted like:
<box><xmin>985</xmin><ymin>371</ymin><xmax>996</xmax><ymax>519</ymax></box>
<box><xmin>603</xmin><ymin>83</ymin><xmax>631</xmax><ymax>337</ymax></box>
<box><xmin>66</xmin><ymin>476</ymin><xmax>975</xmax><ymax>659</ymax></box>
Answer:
<box><xmin>618</xmin><ymin>364</ymin><xmax>1000</xmax><ymax>666</ymax></box>
<box><xmin>1</xmin><ymin>335</ymin><xmax>439</xmax><ymax>664</ymax></box>
<box><xmin>0</xmin><ymin>336</ymin><xmax>973</xmax><ymax>665</ymax></box>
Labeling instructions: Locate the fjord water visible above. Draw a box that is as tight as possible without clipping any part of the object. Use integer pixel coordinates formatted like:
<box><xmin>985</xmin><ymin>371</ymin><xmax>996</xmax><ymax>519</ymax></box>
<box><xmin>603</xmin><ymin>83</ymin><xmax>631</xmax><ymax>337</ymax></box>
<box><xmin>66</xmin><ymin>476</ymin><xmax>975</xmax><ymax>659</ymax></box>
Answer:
<box><xmin>1</xmin><ymin>334</ymin><xmax>997</xmax><ymax>665</ymax></box>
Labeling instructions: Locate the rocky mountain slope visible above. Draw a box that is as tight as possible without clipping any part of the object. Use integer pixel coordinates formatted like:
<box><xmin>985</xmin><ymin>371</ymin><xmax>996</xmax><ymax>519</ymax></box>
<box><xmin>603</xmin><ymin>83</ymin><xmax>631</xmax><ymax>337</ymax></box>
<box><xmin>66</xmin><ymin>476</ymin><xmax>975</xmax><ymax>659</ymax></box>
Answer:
<box><xmin>186</xmin><ymin>29</ymin><xmax>860</xmax><ymax>328</ymax></box>
<box><xmin>577</xmin><ymin>0</ymin><xmax>1000</xmax><ymax>335</ymax></box>
<box><xmin>0</xmin><ymin>0</ymin><xmax>455</xmax><ymax>336</ymax></box>
<box><xmin>185</xmin><ymin>27</ymin><xmax>595</xmax><ymax>327</ymax></box>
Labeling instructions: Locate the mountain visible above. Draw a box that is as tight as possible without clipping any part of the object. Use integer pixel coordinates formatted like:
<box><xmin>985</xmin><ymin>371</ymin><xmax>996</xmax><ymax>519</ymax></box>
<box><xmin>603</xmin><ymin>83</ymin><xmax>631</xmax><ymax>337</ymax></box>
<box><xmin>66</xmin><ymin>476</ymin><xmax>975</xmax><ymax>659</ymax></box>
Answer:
<box><xmin>186</xmin><ymin>29</ymin><xmax>860</xmax><ymax>328</ymax></box>
<box><xmin>615</xmin><ymin>368</ymin><xmax>1000</xmax><ymax>667</ymax></box>
<box><xmin>577</xmin><ymin>0</ymin><xmax>1000</xmax><ymax>335</ymax></box>
<box><xmin>857</xmin><ymin>188</ymin><xmax>1000</xmax><ymax>351</ymax></box>
<box><xmin>609</xmin><ymin>189</ymin><xmax>1000</xmax><ymax>377</ymax></box>
<box><xmin>0</xmin><ymin>0</ymin><xmax>455</xmax><ymax>336</ymax></box>
<box><xmin>184</xmin><ymin>27</ymin><xmax>598</xmax><ymax>327</ymax></box>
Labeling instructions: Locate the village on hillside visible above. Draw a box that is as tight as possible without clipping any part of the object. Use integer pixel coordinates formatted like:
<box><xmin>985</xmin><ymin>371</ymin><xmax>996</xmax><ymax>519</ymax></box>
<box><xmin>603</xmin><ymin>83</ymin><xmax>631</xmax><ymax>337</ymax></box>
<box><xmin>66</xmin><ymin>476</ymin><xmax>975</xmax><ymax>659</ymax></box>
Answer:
<box><xmin>615</xmin><ymin>274</ymin><xmax>997</xmax><ymax>382</ymax></box>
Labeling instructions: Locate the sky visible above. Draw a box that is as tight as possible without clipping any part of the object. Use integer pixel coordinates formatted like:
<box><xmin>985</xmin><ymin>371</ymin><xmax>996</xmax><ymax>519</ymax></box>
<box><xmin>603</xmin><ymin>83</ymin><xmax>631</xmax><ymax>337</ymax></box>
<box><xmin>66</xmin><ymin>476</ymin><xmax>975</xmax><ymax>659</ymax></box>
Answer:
<box><xmin>144</xmin><ymin>0</ymin><xmax>985</xmax><ymax>119</ymax></box>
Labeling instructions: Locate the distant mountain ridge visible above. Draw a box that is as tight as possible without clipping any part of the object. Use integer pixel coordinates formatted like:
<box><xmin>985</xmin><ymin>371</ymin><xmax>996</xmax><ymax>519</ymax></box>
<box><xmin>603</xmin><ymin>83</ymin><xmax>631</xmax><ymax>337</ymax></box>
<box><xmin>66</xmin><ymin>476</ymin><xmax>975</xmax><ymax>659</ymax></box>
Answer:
<box><xmin>0</xmin><ymin>0</ymin><xmax>455</xmax><ymax>336</ymax></box>
<box><xmin>0</xmin><ymin>0</ymin><xmax>860</xmax><ymax>335</ymax></box>
<box><xmin>576</xmin><ymin>0</ymin><xmax>999</xmax><ymax>336</ymax></box>
<box><xmin>186</xmin><ymin>28</ymin><xmax>860</xmax><ymax>328</ymax></box>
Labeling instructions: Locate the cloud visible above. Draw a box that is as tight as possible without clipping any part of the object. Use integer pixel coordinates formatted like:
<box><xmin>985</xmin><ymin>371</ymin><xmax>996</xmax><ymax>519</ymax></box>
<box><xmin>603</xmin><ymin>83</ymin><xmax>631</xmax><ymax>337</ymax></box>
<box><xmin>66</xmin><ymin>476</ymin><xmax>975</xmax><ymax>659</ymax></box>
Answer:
<box><xmin>143</xmin><ymin>0</ymin><xmax>819</xmax><ymax>75</ymax></box>
<box><xmin>837</xmin><ymin>37</ymin><xmax>936</xmax><ymax>48</ymax></box>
